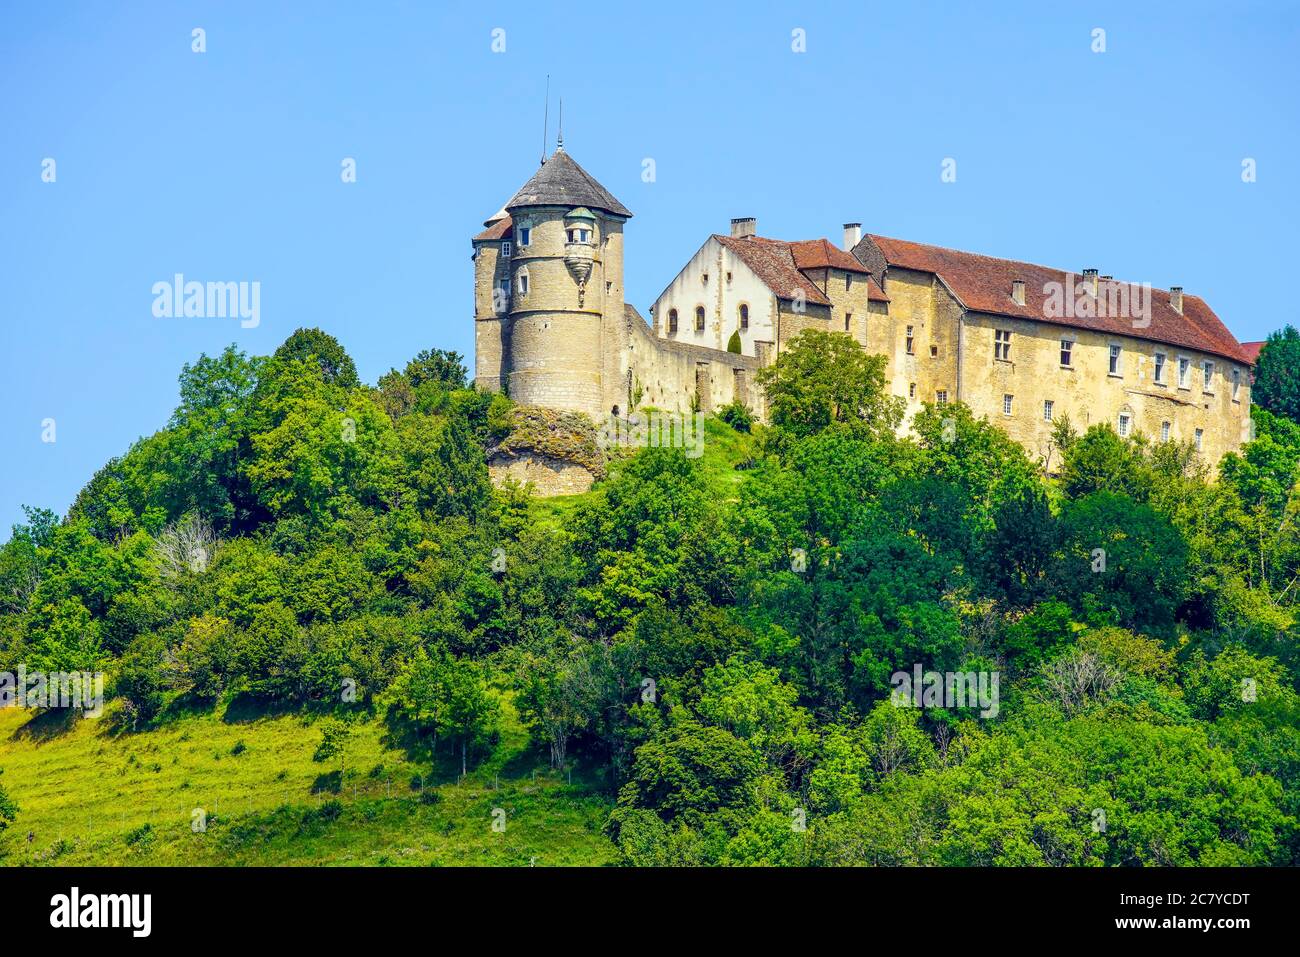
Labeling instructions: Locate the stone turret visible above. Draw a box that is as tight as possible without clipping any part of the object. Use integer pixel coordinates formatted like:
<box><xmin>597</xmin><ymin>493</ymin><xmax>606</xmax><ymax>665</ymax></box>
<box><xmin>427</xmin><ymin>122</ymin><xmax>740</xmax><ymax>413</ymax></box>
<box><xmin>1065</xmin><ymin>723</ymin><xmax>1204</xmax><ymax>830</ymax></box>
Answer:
<box><xmin>473</xmin><ymin>146</ymin><xmax>632</xmax><ymax>420</ymax></box>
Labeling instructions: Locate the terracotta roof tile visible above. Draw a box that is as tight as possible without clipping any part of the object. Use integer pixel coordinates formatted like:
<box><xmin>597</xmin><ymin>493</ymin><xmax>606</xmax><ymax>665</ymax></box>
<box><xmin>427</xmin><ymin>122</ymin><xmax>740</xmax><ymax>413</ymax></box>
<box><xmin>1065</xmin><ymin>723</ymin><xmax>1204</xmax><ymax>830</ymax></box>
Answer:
<box><xmin>788</xmin><ymin>238</ymin><xmax>873</xmax><ymax>275</ymax></box>
<box><xmin>1241</xmin><ymin>341</ymin><xmax>1265</xmax><ymax>365</ymax></box>
<box><xmin>869</xmin><ymin>234</ymin><xmax>1250</xmax><ymax>364</ymax></box>
<box><xmin>473</xmin><ymin>215</ymin><xmax>512</xmax><ymax>242</ymax></box>
<box><xmin>715</xmin><ymin>235</ymin><xmax>890</xmax><ymax>306</ymax></box>
<box><xmin>716</xmin><ymin>235</ymin><xmax>831</xmax><ymax>306</ymax></box>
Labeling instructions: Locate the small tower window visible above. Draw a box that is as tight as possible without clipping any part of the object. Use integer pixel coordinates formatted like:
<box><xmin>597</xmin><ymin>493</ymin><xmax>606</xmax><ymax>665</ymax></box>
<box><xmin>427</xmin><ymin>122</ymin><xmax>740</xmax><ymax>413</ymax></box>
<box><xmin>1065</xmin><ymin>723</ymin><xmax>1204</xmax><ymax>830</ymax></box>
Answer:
<box><xmin>517</xmin><ymin>269</ymin><xmax>530</xmax><ymax>297</ymax></box>
<box><xmin>695</xmin><ymin>306</ymin><xmax>706</xmax><ymax>332</ymax></box>
<box><xmin>517</xmin><ymin>227</ymin><xmax>530</xmax><ymax>247</ymax></box>
<box><xmin>906</xmin><ymin>326</ymin><xmax>915</xmax><ymax>355</ymax></box>
<box><xmin>566</xmin><ymin>227</ymin><xmax>591</xmax><ymax>243</ymax></box>
<box><xmin>668</xmin><ymin>309</ymin><xmax>678</xmax><ymax>334</ymax></box>
<box><xmin>739</xmin><ymin>304</ymin><xmax>749</xmax><ymax>330</ymax></box>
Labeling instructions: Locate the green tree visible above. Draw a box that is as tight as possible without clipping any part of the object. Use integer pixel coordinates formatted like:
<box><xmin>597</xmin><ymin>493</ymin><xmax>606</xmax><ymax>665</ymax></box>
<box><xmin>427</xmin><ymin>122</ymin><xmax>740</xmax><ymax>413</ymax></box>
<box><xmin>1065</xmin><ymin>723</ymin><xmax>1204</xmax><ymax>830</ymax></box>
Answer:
<box><xmin>1252</xmin><ymin>325</ymin><xmax>1300</xmax><ymax>422</ymax></box>
<box><xmin>273</xmin><ymin>327</ymin><xmax>360</xmax><ymax>388</ymax></box>
<box><xmin>754</xmin><ymin>329</ymin><xmax>903</xmax><ymax>441</ymax></box>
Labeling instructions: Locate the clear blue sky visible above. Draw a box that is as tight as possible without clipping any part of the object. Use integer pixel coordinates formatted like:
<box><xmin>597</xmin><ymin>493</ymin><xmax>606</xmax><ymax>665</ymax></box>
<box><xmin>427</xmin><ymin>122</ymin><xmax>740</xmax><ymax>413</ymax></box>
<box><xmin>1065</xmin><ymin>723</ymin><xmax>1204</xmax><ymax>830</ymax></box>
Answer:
<box><xmin>2</xmin><ymin>0</ymin><xmax>1298</xmax><ymax>537</ymax></box>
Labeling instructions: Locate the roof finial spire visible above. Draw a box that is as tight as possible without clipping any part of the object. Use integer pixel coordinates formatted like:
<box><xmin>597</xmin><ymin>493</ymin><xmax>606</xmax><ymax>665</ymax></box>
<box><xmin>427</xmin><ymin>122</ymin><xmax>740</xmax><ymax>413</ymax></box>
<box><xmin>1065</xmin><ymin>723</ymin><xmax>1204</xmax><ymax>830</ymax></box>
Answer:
<box><xmin>556</xmin><ymin>97</ymin><xmax>564</xmax><ymax>152</ymax></box>
<box><xmin>540</xmin><ymin>75</ymin><xmax>550</xmax><ymax>165</ymax></box>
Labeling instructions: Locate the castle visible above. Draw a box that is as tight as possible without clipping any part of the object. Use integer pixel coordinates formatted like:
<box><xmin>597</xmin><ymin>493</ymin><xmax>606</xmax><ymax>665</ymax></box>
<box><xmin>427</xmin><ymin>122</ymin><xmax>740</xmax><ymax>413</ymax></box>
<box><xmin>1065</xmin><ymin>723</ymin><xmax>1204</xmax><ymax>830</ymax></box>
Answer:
<box><xmin>474</xmin><ymin>145</ymin><xmax>1254</xmax><ymax>491</ymax></box>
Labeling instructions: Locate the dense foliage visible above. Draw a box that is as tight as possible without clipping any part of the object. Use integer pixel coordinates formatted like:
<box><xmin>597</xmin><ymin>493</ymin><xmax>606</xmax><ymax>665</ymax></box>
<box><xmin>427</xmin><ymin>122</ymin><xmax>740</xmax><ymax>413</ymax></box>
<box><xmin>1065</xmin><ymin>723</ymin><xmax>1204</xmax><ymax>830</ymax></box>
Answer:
<box><xmin>2</xmin><ymin>327</ymin><xmax>1297</xmax><ymax>866</ymax></box>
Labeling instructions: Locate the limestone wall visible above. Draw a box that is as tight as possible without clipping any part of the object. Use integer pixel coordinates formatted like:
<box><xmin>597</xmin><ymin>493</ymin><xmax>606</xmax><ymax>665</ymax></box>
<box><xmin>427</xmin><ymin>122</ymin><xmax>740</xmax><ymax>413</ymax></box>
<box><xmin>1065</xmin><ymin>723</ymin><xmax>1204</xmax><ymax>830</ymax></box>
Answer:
<box><xmin>651</xmin><ymin>237</ymin><xmax>780</xmax><ymax>357</ymax></box>
<box><xmin>488</xmin><ymin>451</ymin><xmax>596</xmax><ymax>496</ymax></box>
<box><xmin>626</xmin><ymin>308</ymin><xmax>764</xmax><ymax>416</ymax></box>
<box><xmin>960</xmin><ymin>311</ymin><xmax>1252</xmax><ymax>466</ymax></box>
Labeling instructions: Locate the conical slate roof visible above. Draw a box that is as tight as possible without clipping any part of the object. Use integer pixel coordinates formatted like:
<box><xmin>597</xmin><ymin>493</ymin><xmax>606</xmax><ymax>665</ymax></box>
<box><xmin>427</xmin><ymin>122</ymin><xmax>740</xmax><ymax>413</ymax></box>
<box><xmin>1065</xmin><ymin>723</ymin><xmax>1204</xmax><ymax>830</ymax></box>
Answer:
<box><xmin>505</xmin><ymin>149</ymin><xmax>632</xmax><ymax>218</ymax></box>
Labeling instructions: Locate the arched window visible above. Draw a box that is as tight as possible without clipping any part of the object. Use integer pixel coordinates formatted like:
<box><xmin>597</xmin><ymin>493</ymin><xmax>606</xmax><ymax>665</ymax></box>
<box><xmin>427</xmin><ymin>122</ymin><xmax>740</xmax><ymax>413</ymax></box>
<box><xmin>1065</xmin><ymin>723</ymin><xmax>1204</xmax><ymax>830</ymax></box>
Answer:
<box><xmin>668</xmin><ymin>309</ymin><xmax>678</xmax><ymax>334</ymax></box>
<box><xmin>739</xmin><ymin>303</ymin><xmax>749</xmax><ymax>330</ymax></box>
<box><xmin>695</xmin><ymin>306</ymin><xmax>706</xmax><ymax>332</ymax></box>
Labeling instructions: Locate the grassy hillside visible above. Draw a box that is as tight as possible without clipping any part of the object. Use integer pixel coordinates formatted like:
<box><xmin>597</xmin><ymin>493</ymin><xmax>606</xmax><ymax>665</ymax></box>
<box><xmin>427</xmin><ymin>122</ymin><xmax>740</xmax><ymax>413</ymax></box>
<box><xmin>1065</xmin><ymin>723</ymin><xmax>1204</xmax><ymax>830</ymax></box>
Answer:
<box><xmin>0</xmin><ymin>693</ymin><xmax>616</xmax><ymax>866</ymax></box>
<box><xmin>0</xmin><ymin>414</ymin><xmax>755</xmax><ymax>869</ymax></box>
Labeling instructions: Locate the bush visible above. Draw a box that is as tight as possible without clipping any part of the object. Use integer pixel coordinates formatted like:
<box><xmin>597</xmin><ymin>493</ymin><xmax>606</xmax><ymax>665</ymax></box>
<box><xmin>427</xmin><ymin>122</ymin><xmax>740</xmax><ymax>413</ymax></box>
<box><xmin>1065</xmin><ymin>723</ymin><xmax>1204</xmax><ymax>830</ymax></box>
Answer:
<box><xmin>717</xmin><ymin>401</ymin><xmax>753</xmax><ymax>433</ymax></box>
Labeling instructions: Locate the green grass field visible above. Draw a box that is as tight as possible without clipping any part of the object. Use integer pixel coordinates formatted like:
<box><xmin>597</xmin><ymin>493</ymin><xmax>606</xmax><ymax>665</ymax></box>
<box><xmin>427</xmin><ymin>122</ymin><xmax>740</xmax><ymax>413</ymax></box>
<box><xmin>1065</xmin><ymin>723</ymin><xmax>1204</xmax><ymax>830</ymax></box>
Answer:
<box><xmin>0</xmin><ymin>693</ymin><xmax>617</xmax><ymax>867</ymax></box>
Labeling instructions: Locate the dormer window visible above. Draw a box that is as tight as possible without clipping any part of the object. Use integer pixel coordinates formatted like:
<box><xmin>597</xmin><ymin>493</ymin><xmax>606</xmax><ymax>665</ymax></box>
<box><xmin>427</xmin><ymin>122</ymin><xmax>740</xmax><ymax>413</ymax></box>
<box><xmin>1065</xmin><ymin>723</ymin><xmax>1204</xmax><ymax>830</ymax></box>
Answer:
<box><xmin>566</xmin><ymin>227</ymin><xmax>591</xmax><ymax>243</ymax></box>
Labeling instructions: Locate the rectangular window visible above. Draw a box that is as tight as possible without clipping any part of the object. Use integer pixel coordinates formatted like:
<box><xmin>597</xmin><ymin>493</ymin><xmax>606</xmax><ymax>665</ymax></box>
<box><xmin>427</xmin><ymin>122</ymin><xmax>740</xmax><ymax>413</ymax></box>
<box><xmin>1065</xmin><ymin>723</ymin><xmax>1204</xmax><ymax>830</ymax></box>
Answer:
<box><xmin>1060</xmin><ymin>339</ymin><xmax>1073</xmax><ymax>367</ymax></box>
<box><xmin>1043</xmin><ymin>400</ymin><xmax>1054</xmax><ymax>422</ymax></box>
<box><xmin>844</xmin><ymin>312</ymin><xmax>852</xmax><ymax>332</ymax></box>
<box><xmin>501</xmin><ymin>241</ymin><xmax>513</xmax><ymax>258</ymax></box>
<box><xmin>1109</xmin><ymin>344</ymin><xmax>1122</xmax><ymax>375</ymax></box>
<box><xmin>1118</xmin><ymin>413</ymin><xmax>1131</xmax><ymax>437</ymax></box>
<box><xmin>1232</xmin><ymin>368</ymin><xmax>1241</xmax><ymax>401</ymax></box>
<box><xmin>995</xmin><ymin>329</ymin><xmax>1012</xmax><ymax>361</ymax></box>
<box><xmin>517</xmin><ymin>227</ymin><xmax>530</xmax><ymax>247</ymax></box>
<box><xmin>1202</xmin><ymin>361</ymin><xmax>1215</xmax><ymax>391</ymax></box>
<box><xmin>906</xmin><ymin>326</ymin><xmax>915</xmax><ymax>355</ymax></box>
<box><xmin>517</xmin><ymin>272</ymin><xmax>529</xmax><ymax>296</ymax></box>
<box><xmin>909</xmin><ymin>383</ymin><xmax>917</xmax><ymax>398</ymax></box>
<box><xmin>1154</xmin><ymin>352</ymin><xmax>1166</xmax><ymax>384</ymax></box>
<box><xmin>1003</xmin><ymin>394</ymin><xmax>1014</xmax><ymax>415</ymax></box>
<box><xmin>935</xmin><ymin>390</ymin><xmax>948</xmax><ymax>405</ymax></box>
<box><xmin>1178</xmin><ymin>356</ymin><xmax>1190</xmax><ymax>388</ymax></box>
<box><xmin>1161</xmin><ymin>421</ymin><xmax>1171</xmax><ymax>441</ymax></box>
<box><xmin>1195</xmin><ymin>428</ymin><xmax>1204</xmax><ymax>451</ymax></box>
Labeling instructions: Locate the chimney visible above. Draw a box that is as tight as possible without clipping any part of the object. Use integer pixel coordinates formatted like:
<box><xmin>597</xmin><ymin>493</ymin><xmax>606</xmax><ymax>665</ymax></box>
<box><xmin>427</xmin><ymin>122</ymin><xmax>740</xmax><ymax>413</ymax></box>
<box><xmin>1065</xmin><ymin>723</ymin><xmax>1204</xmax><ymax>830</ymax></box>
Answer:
<box><xmin>1011</xmin><ymin>279</ymin><xmax>1026</xmax><ymax>306</ymax></box>
<box><xmin>730</xmin><ymin>217</ymin><xmax>756</xmax><ymax>239</ymax></box>
<box><xmin>1082</xmin><ymin>268</ymin><xmax>1099</xmax><ymax>295</ymax></box>
<box><xmin>1170</xmin><ymin>286</ymin><xmax>1183</xmax><ymax>314</ymax></box>
<box><xmin>843</xmin><ymin>223</ymin><xmax>862</xmax><ymax>250</ymax></box>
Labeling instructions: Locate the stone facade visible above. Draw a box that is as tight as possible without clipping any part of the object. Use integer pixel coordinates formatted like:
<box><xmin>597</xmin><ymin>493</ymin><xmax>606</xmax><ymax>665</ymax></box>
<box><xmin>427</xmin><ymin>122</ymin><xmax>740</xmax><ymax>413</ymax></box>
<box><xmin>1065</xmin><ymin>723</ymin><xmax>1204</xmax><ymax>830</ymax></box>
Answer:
<box><xmin>487</xmin><ymin>451</ymin><xmax>596</xmax><ymax>496</ymax></box>
<box><xmin>474</xmin><ymin>150</ymin><xmax>1254</xmax><ymax>490</ymax></box>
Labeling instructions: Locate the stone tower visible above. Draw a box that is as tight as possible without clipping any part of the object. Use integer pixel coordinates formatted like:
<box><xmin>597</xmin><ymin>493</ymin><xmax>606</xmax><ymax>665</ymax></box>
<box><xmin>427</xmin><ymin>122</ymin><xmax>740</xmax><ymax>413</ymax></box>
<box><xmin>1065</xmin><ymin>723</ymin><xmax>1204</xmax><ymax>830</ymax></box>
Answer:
<box><xmin>472</xmin><ymin>144</ymin><xmax>632</xmax><ymax>420</ymax></box>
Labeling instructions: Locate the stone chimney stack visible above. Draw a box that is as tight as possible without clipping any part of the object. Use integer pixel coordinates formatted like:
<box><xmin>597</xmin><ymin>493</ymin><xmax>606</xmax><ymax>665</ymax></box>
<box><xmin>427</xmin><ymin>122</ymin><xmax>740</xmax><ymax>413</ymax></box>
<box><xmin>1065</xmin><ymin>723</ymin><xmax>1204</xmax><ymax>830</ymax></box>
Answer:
<box><xmin>1011</xmin><ymin>279</ymin><xmax>1026</xmax><ymax>306</ymax></box>
<box><xmin>843</xmin><ymin>223</ymin><xmax>862</xmax><ymax>250</ymax></box>
<box><xmin>1082</xmin><ymin>268</ymin><xmax>1099</xmax><ymax>296</ymax></box>
<box><xmin>730</xmin><ymin>217</ymin><xmax>756</xmax><ymax>239</ymax></box>
<box><xmin>1170</xmin><ymin>286</ymin><xmax>1183</xmax><ymax>314</ymax></box>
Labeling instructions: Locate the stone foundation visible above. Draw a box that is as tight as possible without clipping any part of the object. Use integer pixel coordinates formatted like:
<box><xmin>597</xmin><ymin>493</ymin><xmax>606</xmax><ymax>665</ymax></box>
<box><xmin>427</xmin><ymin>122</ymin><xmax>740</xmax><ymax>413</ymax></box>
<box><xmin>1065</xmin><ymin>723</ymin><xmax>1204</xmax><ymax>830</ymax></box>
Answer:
<box><xmin>488</xmin><ymin>451</ymin><xmax>597</xmax><ymax>496</ymax></box>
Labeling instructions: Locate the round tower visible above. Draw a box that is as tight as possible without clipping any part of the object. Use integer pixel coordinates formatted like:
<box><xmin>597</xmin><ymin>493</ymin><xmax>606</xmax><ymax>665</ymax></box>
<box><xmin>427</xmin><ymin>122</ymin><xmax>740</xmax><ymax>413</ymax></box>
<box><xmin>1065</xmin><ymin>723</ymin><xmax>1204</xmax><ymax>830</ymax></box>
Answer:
<box><xmin>499</xmin><ymin>145</ymin><xmax>632</xmax><ymax>420</ymax></box>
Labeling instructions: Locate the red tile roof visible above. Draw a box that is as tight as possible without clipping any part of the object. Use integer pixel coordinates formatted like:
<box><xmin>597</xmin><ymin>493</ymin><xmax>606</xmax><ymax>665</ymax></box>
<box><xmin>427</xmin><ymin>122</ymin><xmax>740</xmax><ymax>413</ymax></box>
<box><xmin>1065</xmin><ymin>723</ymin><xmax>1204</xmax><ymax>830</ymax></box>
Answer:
<box><xmin>1241</xmin><ymin>341</ymin><xmax>1265</xmax><ymax>365</ymax></box>
<box><xmin>473</xmin><ymin>216</ymin><xmax>512</xmax><ymax>242</ymax></box>
<box><xmin>717</xmin><ymin>235</ymin><xmax>889</xmax><ymax>305</ymax></box>
<box><xmin>789</xmin><ymin>238</ymin><xmax>872</xmax><ymax>275</ymax></box>
<box><xmin>868</xmin><ymin>234</ymin><xmax>1250</xmax><ymax>364</ymax></box>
